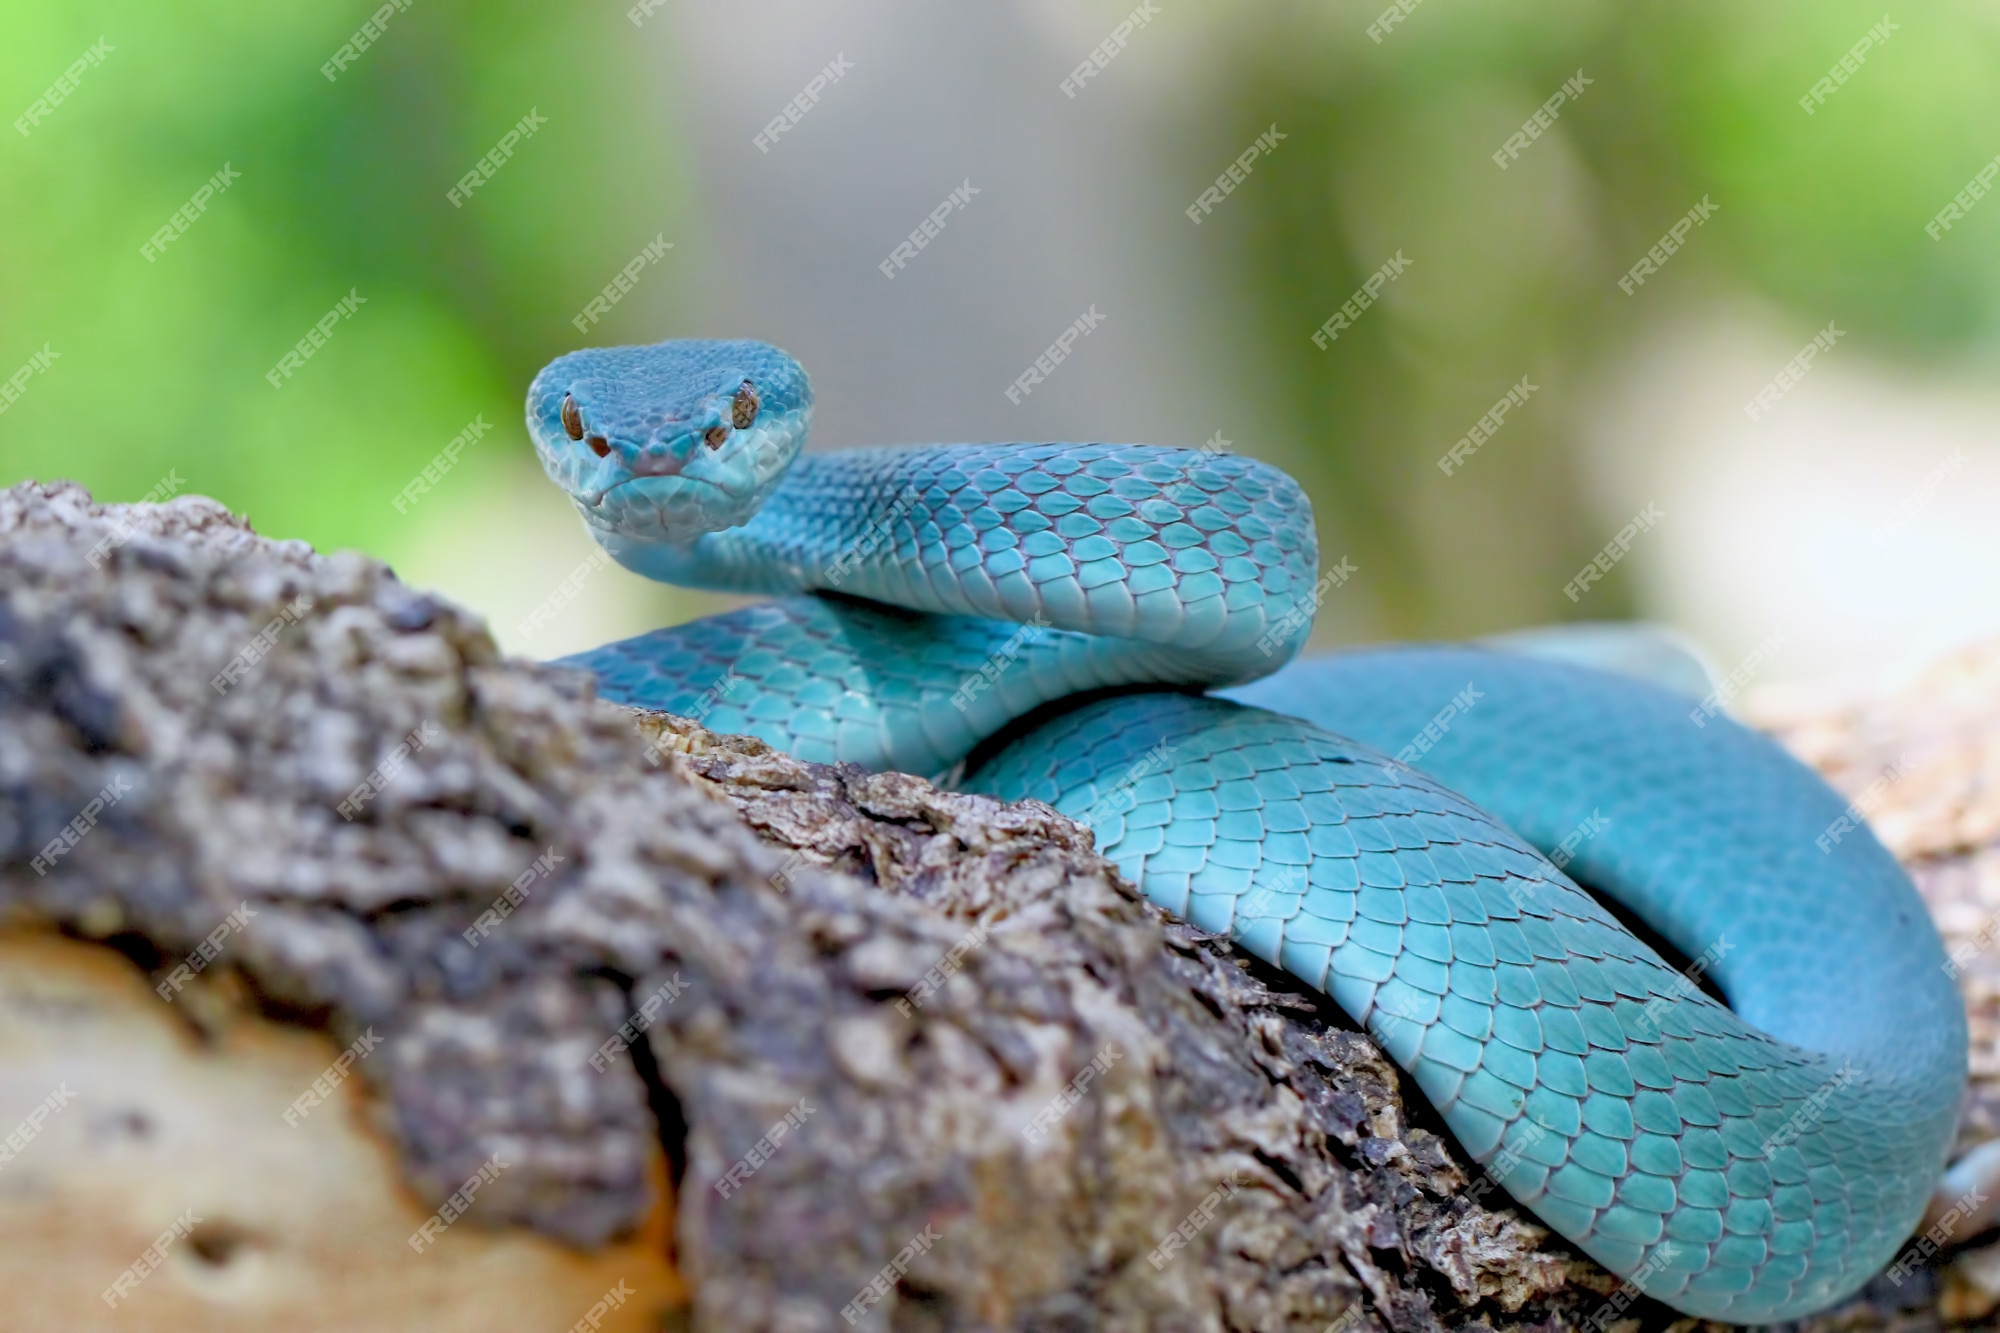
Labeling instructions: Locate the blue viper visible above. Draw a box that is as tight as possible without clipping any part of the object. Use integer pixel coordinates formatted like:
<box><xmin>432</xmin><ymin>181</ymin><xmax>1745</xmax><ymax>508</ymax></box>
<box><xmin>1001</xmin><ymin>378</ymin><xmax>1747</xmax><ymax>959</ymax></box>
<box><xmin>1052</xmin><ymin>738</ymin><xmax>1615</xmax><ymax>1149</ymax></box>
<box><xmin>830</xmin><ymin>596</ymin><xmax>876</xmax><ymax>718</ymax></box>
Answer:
<box><xmin>529</xmin><ymin>337</ymin><xmax>1965</xmax><ymax>1323</ymax></box>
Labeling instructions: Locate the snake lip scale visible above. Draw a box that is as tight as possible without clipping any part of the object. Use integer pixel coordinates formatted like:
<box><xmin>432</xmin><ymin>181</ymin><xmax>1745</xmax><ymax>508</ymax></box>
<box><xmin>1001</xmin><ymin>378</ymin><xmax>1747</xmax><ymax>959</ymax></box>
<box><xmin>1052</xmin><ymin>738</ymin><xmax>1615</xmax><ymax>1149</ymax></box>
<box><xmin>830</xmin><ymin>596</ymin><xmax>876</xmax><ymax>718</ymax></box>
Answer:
<box><xmin>530</xmin><ymin>337</ymin><xmax>1967</xmax><ymax>1323</ymax></box>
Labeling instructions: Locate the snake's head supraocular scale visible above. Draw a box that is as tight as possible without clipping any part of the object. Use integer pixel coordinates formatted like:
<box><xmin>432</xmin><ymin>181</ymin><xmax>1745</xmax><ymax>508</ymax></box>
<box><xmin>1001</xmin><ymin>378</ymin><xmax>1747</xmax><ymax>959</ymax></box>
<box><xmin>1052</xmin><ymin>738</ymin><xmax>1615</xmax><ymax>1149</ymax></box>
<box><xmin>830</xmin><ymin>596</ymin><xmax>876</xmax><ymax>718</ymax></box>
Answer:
<box><xmin>527</xmin><ymin>338</ymin><xmax>812</xmax><ymax>547</ymax></box>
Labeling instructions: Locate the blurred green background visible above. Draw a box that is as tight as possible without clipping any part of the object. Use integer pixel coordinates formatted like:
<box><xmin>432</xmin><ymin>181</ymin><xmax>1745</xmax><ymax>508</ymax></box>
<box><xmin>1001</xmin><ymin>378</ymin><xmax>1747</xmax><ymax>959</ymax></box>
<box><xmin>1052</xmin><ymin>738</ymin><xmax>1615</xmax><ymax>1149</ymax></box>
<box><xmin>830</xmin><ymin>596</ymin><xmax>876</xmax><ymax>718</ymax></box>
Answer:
<box><xmin>1</xmin><ymin>0</ymin><xmax>715</xmax><ymax>647</ymax></box>
<box><xmin>4</xmin><ymin>0</ymin><xmax>1998</xmax><ymax>681</ymax></box>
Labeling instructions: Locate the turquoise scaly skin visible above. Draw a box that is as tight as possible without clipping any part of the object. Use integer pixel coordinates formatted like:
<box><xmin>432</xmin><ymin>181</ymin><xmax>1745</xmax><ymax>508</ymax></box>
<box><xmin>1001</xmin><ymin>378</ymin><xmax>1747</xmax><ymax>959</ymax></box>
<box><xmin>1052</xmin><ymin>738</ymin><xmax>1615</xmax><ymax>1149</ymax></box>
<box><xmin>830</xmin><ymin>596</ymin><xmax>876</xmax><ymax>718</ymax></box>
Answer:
<box><xmin>530</xmin><ymin>338</ymin><xmax>1965</xmax><ymax>1323</ymax></box>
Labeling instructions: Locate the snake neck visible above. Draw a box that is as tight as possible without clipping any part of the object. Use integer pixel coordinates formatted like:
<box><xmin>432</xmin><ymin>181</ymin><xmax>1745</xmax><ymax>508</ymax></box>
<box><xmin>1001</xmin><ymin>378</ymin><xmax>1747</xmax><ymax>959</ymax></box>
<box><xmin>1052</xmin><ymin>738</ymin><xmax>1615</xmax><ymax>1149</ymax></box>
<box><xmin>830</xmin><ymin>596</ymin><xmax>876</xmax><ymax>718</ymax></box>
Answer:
<box><xmin>588</xmin><ymin>440</ymin><xmax>1324</xmax><ymax>685</ymax></box>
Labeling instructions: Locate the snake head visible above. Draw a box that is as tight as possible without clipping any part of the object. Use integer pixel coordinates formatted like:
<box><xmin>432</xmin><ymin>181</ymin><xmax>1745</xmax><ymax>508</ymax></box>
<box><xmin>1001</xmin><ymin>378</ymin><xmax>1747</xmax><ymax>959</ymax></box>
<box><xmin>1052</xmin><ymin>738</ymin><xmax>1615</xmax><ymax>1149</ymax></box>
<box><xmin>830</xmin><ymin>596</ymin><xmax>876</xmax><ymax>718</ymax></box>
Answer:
<box><xmin>527</xmin><ymin>338</ymin><xmax>812</xmax><ymax>542</ymax></box>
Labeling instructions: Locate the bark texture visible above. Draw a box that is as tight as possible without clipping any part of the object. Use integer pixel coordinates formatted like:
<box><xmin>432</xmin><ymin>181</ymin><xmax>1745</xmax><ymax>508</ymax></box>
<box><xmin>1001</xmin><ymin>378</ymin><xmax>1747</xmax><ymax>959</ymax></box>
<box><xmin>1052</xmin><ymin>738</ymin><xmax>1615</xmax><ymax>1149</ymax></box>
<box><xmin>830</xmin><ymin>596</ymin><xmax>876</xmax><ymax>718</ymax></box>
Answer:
<box><xmin>2</xmin><ymin>479</ymin><xmax>1994</xmax><ymax>1332</ymax></box>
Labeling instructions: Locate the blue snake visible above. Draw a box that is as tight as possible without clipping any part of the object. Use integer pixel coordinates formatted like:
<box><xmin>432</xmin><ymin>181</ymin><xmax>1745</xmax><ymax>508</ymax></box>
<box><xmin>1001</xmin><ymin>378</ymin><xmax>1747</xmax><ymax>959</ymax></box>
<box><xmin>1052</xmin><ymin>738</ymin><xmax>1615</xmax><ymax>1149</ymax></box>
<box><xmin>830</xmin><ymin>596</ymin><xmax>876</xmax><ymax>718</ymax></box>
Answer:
<box><xmin>528</xmin><ymin>338</ymin><xmax>1966</xmax><ymax>1323</ymax></box>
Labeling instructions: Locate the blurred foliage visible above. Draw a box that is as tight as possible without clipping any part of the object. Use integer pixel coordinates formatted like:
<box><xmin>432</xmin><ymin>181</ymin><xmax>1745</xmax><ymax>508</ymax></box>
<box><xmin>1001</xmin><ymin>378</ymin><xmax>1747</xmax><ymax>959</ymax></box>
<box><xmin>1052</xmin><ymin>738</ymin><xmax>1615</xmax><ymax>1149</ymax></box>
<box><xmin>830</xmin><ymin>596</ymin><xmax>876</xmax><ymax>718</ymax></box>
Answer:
<box><xmin>5</xmin><ymin>0</ymin><xmax>2000</xmax><ymax>647</ymax></box>
<box><xmin>0</xmin><ymin>0</ymin><xmax>687</xmax><ymax>574</ymax></box>
<box><xmin>1198</xmin><ymin>0</ymin><xmax>2000</xmax><ymax>635</ymax></box>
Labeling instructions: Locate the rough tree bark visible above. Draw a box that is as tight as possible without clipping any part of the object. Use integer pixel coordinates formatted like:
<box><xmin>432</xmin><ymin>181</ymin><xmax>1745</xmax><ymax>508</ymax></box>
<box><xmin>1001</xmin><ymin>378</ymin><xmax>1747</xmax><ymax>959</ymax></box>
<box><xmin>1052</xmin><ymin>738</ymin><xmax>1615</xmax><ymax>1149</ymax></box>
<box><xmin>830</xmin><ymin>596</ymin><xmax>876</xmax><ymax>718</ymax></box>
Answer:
<box><xmin>0</xmin><ymin>479</ymin><xmax>1993</xmax><ymax>1332</ymax></box>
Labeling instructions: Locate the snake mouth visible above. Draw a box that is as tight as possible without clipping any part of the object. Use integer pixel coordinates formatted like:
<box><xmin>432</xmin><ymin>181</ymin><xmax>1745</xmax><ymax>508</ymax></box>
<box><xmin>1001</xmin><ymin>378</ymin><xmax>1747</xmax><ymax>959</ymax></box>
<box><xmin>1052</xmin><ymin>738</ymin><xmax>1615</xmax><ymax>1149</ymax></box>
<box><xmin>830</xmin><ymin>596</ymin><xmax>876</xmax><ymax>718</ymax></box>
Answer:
<box><xmin>580</xmin><ymin>472</ymin><xmax>744</xmax><ymax>544</ymax></box>
<box><xmin>587</xmin><ymin>472</ymin><xmax>720</xmax><ymax>508</ymax></box>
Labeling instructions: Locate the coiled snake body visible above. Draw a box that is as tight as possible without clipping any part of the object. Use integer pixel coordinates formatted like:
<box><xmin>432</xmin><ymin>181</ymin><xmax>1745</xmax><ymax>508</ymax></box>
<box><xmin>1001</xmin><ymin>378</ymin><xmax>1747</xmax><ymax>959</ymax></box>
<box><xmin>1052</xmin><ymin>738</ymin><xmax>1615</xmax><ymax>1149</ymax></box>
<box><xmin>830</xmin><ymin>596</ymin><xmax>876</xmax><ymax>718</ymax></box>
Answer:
<box><xmin>529</xmin><ymin>338</ymin><xmax>1965</xmax><ymax>1322</ymax></box>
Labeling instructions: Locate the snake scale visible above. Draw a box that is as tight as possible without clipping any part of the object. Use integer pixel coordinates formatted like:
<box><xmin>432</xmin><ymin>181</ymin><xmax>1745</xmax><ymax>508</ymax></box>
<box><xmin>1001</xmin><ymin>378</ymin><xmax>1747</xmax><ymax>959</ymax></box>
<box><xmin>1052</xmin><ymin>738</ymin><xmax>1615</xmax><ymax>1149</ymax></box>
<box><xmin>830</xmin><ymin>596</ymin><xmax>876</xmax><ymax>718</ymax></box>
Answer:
<box><xmin>528</xmin><ymin>338</ymin><xmax>1965</xmax><ymax>1323</ymax></box>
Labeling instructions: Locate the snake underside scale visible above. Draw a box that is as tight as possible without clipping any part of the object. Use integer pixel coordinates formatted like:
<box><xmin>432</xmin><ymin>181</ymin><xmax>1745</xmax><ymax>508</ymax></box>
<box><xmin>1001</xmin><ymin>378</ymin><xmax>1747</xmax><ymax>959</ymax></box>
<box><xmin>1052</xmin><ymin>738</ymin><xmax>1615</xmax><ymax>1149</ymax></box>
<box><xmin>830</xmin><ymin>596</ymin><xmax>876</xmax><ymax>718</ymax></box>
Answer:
<box><xmin>527</xmin><ymin>337</ymin><xmax>1965</xmax><ymax>1323</ymax></box>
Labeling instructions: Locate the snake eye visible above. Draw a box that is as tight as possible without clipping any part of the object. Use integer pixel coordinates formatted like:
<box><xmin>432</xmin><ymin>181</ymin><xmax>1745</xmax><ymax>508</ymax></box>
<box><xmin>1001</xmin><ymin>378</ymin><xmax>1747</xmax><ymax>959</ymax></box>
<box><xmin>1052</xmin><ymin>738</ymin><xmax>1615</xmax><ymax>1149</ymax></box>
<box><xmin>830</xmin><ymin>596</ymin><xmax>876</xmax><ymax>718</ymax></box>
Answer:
<box><xmin>560</xmin><ymin>394</ymin><xmax>584</xmax><ymax>441</ymax></box>
<box><xmin>731</xmin><ymin>381</ymin><xmax>760</xmax><ymax>431</ymax></box>
<box><xmin>703</xmin><ymin>425</ymin><xmax>730</xmax><ymax>450</ymax></box>
<box><xmin>587</xmin><ymin>436</ymin><xmax>612</xmax><ymax>458</ymax></box>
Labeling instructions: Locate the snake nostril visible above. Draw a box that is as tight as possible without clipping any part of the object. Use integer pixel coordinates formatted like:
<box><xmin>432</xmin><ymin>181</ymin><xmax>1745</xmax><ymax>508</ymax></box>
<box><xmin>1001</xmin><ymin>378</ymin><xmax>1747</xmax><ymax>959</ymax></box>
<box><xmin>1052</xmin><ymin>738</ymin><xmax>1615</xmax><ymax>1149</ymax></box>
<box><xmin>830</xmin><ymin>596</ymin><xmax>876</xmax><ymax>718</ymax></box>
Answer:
<box><xmin>587</xmin><ymin>436</ymin><xmax>612</xmax><ymax>459</ymax></box>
